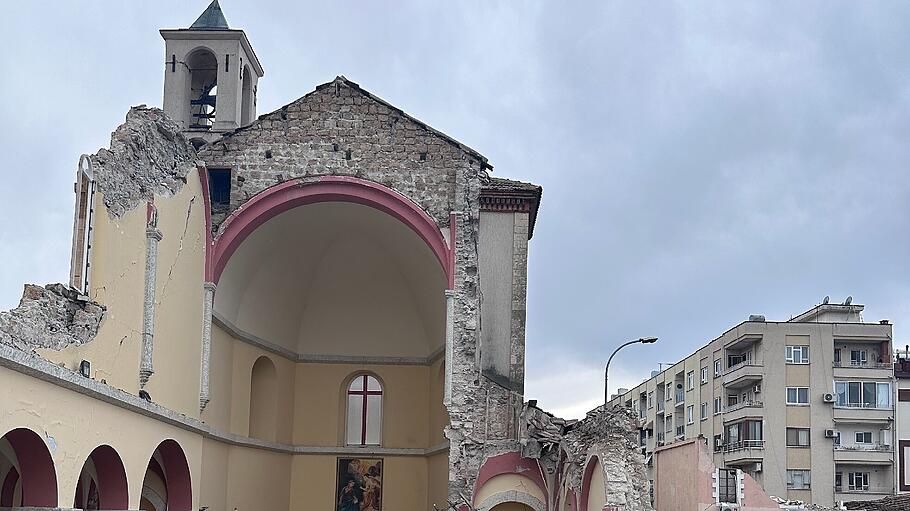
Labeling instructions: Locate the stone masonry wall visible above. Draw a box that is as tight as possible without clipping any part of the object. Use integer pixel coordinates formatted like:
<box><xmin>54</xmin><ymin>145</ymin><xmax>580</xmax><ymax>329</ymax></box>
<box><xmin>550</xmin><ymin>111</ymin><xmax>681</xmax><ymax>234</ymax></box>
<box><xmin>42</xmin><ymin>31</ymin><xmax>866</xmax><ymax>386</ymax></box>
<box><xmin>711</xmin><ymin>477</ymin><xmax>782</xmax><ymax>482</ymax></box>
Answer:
<box><xmin>196</xmin><ymin>76</ymin><xmax>517</xmax><ymax>500</ymax></box>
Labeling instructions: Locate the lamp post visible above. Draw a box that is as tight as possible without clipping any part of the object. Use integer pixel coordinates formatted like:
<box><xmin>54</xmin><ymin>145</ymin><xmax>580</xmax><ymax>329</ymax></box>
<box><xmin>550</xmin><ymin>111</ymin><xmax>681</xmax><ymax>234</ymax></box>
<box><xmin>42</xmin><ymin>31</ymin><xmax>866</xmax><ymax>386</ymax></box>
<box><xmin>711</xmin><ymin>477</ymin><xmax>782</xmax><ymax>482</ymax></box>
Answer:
<box><xmin>604</xmin><ymin>336</ymin><xmax>658</xmax><ymax>407</ymax></box>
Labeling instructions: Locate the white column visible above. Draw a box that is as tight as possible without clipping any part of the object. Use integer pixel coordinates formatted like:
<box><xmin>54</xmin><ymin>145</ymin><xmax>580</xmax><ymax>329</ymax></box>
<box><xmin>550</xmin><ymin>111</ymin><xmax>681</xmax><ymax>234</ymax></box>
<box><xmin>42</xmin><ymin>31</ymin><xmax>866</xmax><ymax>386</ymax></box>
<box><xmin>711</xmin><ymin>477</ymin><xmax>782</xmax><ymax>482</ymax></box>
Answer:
<box><xmin>139</xmin><ymin>210</ymin><xmax>162</xmax><ymax>388</ymax></box>
<box><xmin>199</xmin><ymin>281</ymin><xmax>216</xmax><ymax>411</ymax></box>
<box><xmin>444</xmin><ymin>289</ymin><xmax>456</xmax><ymax>407</ymax></box>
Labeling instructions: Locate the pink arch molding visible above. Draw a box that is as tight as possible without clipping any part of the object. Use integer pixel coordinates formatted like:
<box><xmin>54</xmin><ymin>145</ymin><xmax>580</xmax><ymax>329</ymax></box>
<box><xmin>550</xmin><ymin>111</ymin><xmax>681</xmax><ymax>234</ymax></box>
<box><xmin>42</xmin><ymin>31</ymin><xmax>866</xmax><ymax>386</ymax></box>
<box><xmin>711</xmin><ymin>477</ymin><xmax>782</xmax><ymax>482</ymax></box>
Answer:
<box><xmin>210</xmin><ymin>176</ymin><xmax>454</xmax><ymax>286</ymax></box>
<box><xmin>1</xmin><ymin>428</ymin><xmax>58</xmax><ymax>507</ymax></box>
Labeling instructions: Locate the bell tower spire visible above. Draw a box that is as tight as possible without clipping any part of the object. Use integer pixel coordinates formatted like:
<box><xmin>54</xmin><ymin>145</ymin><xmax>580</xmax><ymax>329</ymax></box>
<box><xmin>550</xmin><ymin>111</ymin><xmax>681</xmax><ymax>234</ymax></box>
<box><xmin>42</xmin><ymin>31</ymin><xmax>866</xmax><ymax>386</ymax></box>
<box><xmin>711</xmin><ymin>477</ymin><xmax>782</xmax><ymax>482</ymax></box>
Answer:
<box><xmin>160</xmin><ymin>1</ymin><xmax>264</xmax><ymax>147</ymax></box>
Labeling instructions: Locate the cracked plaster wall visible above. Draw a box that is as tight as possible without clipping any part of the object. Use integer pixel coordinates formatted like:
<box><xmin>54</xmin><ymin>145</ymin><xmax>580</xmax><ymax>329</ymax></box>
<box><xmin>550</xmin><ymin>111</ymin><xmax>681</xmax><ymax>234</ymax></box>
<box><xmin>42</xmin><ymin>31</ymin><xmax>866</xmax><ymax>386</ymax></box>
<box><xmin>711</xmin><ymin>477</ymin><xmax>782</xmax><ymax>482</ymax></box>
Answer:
<box><xmin>38</xmin><ymin>107</ymin><xmax>207</xmax><ymax>418</ymax></box>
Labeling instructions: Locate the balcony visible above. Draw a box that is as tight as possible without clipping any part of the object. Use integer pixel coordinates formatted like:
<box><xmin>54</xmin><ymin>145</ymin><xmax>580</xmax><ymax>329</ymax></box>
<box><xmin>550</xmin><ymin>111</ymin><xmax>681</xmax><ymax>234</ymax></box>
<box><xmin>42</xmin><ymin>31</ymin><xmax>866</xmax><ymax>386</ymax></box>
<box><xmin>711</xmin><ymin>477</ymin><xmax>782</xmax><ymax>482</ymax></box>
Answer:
<box><xmin>833</xmin><ymin>404</ymin><xmax>894</xmax><ymax>423</ymax></box>
<box><xmin>657</xmin><ymin>401</ymin><xmax>665</xmax><ymax>413</ymax></box>
<box><xmin>720</xmin><ymin>440</ymin><xmax>764</xmax><ymax>463</ymax></box>
<box><xmin>833</xmin><ymin>445</ymin><xmax>894</xmax><ymax>465</ymax></box>
<box><xmin>723</xmin><ymin>400</ymin><xmax>763</xmax><ymax>423</ymax></box>
<box><xmin>834</xmin><ymin>489</ymin><xmax>894</xmax><ymax>502</ymax></box>
<box><xmin>675</xmin><ymin>425</ymin><xmax>685</xmax><ymax>439</ymax></box>
<box><xmin>675</xmin><ymin>390</ymin><xmax>685</xmax><ymax>407</ymax></box>
<box><xmin>723</xmin><ymin>361</ymin><xmax>763</xmax><ymax>388</ymax></box>
<box><xmin>833</xmin><ymin>361</ymin><xmax>893</xmax><ymax>380</ymax></box>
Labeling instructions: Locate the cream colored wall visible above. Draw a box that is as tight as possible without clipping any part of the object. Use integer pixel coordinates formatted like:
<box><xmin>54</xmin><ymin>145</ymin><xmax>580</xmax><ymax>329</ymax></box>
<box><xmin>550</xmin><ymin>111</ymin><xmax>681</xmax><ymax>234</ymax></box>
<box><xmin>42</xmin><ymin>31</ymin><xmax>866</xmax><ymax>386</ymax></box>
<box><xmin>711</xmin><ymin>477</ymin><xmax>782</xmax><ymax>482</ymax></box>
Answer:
<box><xmin>289</xmin><ymin>455</ymin><xmax>429</xmax><ymax>510</ymax></box>
<box><xmin>585</xmin><ymin>459</ymin><xmax>606</xmax><ymax>511</ymax></box>
<box><xmin>229</xmin><ymin>339</ymin><xmax>296</xmax><ymax>443</ymax></box>
<box><xmin>428</xmin><ymin>451</ymin><xmax>450</xmax><ymax>509</ymax></box>
<box><xmin>475</xmin><ymin>473</ymin><xmax>546</xmax><ymax>506</ymax></box>
<box><xmin>40</xmin><ymin>168</ymin><xmax>207</xmax><ymax>418</ymax></box>
<box><xmin>144</xmin><ymin>179</ymin><xmax>206</xmax><ymax>417</ymax></box>
<box><xmin>293</xmin><ymin>362</ymin><xmax>433</xmax><ymax>448</ymax></box>
<box><xmin>0</xmin><ymin>366</ymin><xmax>202</xmax><ymax>510</ymax></box>
<box><xmin>40</xmin><ymin>202</ymin><xmax>146</xmax><ymax>397</ymax></box>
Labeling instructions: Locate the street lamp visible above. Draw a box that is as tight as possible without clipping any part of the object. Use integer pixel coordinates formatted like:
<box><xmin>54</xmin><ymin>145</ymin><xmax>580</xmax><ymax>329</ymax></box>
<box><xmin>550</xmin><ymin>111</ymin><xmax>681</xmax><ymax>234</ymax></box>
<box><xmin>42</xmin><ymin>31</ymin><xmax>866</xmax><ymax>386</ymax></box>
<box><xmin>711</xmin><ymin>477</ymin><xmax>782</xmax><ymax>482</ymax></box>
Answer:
<box><xmin>604</xmin><ymin>336</ymin><xmax>658</xmax><ymax>406</ymax></box>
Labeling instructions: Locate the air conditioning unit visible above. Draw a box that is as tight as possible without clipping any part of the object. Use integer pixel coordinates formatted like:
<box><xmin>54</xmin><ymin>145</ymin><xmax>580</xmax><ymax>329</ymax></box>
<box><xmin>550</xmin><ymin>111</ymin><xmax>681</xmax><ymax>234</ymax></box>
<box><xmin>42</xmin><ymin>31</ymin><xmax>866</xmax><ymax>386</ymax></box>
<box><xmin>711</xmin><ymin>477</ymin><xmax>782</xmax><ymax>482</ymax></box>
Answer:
<box><xmin>824</xmin><ymin>429</ymin><xmax>838</xmax><ymax>438</ymax></box>
<box><xmin>753</xmin><ymin>384</ymin><xmax>762</xmax><ymax>394</ymax></box>
<box><xmin>755</xmin><ymin>462</ymin><xmax>762</xmax><ymax>472</ymax></box>
<box><xmin>823</xmin><ymin>393</ymin><xmax>836</xmax><ymax>403</ymax></box>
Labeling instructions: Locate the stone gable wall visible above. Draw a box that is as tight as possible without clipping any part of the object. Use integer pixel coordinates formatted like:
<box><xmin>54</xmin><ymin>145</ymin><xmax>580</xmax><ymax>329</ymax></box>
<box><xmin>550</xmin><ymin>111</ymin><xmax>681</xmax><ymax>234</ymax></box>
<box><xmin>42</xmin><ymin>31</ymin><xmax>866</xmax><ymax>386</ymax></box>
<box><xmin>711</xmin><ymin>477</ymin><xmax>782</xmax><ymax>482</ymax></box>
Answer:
<box><xmin>197</xmin><ymin>78</ymin><xmax>523</xmax><ymax>501</ymax></box>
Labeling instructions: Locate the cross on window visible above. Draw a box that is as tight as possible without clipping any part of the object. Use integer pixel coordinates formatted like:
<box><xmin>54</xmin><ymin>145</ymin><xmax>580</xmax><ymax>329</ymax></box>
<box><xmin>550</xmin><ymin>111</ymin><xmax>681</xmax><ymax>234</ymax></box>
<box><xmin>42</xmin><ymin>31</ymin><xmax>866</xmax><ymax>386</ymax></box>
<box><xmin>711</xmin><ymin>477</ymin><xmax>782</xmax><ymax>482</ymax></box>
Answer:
<box><xmin>346</xmin><ymin>374</ymin><xmax>383</xmax><ymax>445</ymax></box>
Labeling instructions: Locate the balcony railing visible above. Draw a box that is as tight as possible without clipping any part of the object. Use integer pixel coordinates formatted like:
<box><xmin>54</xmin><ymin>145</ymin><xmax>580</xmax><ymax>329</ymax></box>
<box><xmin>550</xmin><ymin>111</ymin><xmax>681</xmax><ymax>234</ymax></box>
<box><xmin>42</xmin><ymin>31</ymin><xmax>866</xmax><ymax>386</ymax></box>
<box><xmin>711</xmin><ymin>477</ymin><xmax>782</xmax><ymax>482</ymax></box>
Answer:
<box><xmin>720</xmin><ymin>440</ymin><xmax>764</xmax><ymax>453</ymax></box>
<box><xmin>834</xmin><ymin>361</ymin><xmax>891</xmax><ymax>369</ymax></box>
<box><xmin>725</xmin><ymin>400</ymin><xmax>763</xmax><ymax>413</ymax></box>
<box><xmin>834</xmin><ymin>444</ymin><xmax>892</xmax><ymax>452</ymax></box>
<box><xmin>657</xmin><ymin>401</ymin><xmax>665</xmax><ymax>412</ymax></box>
<box><xmin>723</xmin><ymin>359</ymin><xmax>762</xmax><ymax>375</ymax></box>
<box><xmin>675</xmin><ymin>390</ymin><xmax>685</xmax><ymax>404</ymax></box>
<box><xmin>656</xmin><ymin>432</ymin><xmax>665</xmax><ymax>443</ymax></box>
<box><xmin>835</xmin><ymin>402</ymin><xmax>893</xmax><ymax>410</ymax></box>
<box><xmin>675</xmin><ymin>425</ymin><xmax>685</xmax><ymax>438</ymax></box>
<box><xmin>836</xmin><ymin>486</ymin><xmax>893</xmax><ymax>494</ymax></box>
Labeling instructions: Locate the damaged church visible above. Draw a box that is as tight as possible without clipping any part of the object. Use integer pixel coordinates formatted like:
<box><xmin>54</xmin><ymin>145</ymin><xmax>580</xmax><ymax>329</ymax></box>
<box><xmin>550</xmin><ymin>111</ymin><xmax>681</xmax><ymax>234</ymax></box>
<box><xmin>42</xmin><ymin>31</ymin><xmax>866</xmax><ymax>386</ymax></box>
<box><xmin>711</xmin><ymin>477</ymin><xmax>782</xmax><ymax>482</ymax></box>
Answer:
<box><xmin>0</xmin><ymin>2</ymin><xmax>649</xmax><ymax>510</ymax></box>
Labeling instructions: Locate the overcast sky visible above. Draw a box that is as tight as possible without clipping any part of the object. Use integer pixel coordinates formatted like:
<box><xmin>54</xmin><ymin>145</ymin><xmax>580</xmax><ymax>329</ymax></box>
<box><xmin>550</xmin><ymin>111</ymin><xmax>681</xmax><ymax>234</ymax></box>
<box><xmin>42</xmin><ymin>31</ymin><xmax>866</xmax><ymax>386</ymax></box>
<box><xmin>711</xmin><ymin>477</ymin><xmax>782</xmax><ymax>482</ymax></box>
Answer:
<box><xmin>1</xmin><ymin>2</ymin><xmax>908</xmax><ymax>418</ymax></box>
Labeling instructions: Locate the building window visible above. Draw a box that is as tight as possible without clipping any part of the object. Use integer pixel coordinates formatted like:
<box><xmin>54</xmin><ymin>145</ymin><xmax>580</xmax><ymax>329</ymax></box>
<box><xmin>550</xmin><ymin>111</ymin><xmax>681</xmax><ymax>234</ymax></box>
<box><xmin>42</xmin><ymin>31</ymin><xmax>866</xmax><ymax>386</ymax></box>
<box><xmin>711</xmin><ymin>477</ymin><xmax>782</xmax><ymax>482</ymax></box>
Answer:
<box><xmin>714</xmin><ymin>397</ymin><xmax>722</xmax><ymax>415</ymax></box>
<box><xmin>648</xmin><ymin>391</ymin><xmax>654</xmax><ymax>409</ymax></box>
<box><xmin>848</xmin><ymin>472</ymin><xmax>869</xmax><ymax>491</ymax></box>
<box><xmin>787</xmin><ymin>469</ymin><xmax>811</xmax><ymax>490</ymax></box>
<box><xmin>714</xmin><ymin>359</ymin><xmax>722</xmax><ymax>376</ymax></box>
<box><xmin>850</xmin><ymin>350</ymin><xmax>868</xmax><ymax>366</ymax></box>
<box><xmin>700</xmin><ymin>402</ymin><xmax>708</xmax><ymax>420</ymax></box>
<box><xmin>687</xmin><ymin>405</ymin><xmax>694</xmax><ymax>424</ymax></box>
<box><xmin>717</xmin><ymin>468</ymin><xmax>739</xmax><ymax>504</ymax></box>
<box><xmin>700</xmin><ymin>367</ymin><xmax>709</xmax><ymax>384</ymax></box>
<box><xmin>786</xmin><ymin>428</ymin><xmax>810</xmax><ymax>447</ymax></box>
<box><xmin>346</xmin><ymin>374</ymin><xmax>383</xmax><ymax>446</ymax></box>
<box><xmin>834</xmin><ymin>381</ymin><xmax>891</xmax><ymax>408</ymax></box>
<box><xmin>835</xmin><ymin>472</ymin><xmax>842</xmax><ymax>491</ymax></box>
<box><xmin>855</xmin><ymin>431</ymin><xmax>873</xmax><ymax>444</ymax></box>
<box><xmin>666</xmin><ymin>383</ymin><xmax>673</xmax><ymax>401</ymax></box>
<box><xmin>786</xmin><ymin>387</ymin><xmax>810</xmax><ymax>405</ymax></box>
<box><xmin>786</xmin><ymin>345</ymin><xmax>810</xmax><ymax>364</ymax></box>
<box><xmin>69</xmin><ymin>155</ymin><xmax>96</xmax><ymax>293</ymax></box>
<box><xmin>208</xmin><ymin>168</ymin><xmax>231</xmax><ymax>212</ymax></box>
<box><xmin>687</xmin><ymin>371</ymin><xmax>695</xmax><ymax>391</ymax></box>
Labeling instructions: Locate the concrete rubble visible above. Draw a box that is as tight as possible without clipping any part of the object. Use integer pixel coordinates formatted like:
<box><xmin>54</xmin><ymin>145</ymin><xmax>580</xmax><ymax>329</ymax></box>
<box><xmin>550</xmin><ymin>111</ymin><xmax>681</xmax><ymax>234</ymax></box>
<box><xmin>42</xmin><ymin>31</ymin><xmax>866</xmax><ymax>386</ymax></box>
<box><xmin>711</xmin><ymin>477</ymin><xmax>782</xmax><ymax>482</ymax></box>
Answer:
<box><xmin>0</xmin><ymin>284</ymin><xmax>105</xmax><ymax>353</ymax></box>
<box><xmin>91</xmin><ymin>106</ymin><xmax>198</xmax><ymax>218</ymax></box>
<box><xmin>521</xmin><ymin>402</ymin><xmax>653</xmax><ymax>511</ymax></box>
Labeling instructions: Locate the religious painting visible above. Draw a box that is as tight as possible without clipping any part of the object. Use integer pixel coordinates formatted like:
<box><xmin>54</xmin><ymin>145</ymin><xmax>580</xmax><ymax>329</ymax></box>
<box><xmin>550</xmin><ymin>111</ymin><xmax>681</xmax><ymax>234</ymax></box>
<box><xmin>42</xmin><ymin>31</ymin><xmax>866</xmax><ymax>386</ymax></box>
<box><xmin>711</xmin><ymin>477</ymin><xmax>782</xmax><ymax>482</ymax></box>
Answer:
<box><xmin>336</xmin><ymin>457</ymin><xmax>383</xmax><ymax>511</ymax></box>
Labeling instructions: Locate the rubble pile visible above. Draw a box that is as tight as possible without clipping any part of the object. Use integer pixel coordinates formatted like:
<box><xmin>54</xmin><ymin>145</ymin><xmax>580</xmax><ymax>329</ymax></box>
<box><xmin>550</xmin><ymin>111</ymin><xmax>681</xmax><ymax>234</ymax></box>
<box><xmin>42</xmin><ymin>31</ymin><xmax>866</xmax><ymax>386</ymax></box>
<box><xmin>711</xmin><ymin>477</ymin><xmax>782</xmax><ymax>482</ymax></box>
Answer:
<box><xmin>91</xmin><ymin>106</ymin><xmax>197</xmax><ymax>218</ymax></box>
<box><xmin>844</xmin><ymin>494</ymin><xmax>910</xmax><ymax>511</ymax></box>
<box><xmin>0</xmin><ymin>284</ymin><xmax>105</xmax><ymax>352</ymax></box>
<box><xmin>521</xmin><ymin>402</ymin><xmax>652</xmax><ymax>511</ymax></box>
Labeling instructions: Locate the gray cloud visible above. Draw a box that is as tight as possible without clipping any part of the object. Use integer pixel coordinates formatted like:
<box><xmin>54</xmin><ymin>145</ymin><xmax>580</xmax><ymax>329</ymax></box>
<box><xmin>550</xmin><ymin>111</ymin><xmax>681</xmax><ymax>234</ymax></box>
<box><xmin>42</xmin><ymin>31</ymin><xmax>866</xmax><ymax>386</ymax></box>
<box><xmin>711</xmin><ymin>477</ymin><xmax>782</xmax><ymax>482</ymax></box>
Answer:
<box><xmin>1</xmin><ymin>1</ymin><xmax>907</xmax><ymax>418</ymax></box>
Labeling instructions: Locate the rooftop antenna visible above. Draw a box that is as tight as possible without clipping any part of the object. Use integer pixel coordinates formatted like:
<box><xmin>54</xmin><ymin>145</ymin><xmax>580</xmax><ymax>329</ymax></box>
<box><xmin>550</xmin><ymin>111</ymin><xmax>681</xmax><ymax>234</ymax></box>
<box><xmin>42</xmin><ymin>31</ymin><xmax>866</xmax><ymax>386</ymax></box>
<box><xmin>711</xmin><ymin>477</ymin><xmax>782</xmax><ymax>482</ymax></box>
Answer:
<box><xmin>823</xmin><ymin>296</ymin><xmax>830</xmax><ymax>305</ymax></box>
<box><xmin>844</xmin><ymin>296</ymin><xmax>853</xmax><ymax>306</ymax></box>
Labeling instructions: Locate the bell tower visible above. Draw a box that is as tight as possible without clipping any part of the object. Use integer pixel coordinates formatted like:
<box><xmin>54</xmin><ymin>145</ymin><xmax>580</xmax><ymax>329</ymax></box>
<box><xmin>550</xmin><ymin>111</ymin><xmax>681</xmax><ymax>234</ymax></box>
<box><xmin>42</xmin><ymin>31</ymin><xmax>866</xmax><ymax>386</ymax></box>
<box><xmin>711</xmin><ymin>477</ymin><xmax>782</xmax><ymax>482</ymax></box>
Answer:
<box><xmin>160</xmin><ymin>0</ymin><xmax>264</xmax><ymax>147</ymax></box>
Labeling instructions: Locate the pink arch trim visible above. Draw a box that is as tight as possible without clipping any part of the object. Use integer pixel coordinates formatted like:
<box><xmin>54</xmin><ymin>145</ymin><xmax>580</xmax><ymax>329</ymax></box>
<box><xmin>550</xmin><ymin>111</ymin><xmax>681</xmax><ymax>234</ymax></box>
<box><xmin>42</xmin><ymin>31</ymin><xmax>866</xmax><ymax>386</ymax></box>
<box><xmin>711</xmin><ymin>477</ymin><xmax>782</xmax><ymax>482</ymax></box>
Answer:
<box><xmin>579</xmin><ymin>456</ymin><xmax>600</xmax><ymax>511</ymax></box>
<box><xmin>78</xmin><ymin>445</ymin><xmax>129</xmax><ymax>510</ymax></box>
<box><xmin>2</xmin><ymin>428</ymin><xmax>57</xmax><ymax>507</ymax></box>
<box><xmin>145</xmin><ymin>439</ymin><xmax>192</xmax><ymax>511</ymax></box>
<box><xmin>473</xmin><ymin>451</ymin><xmax>549</xmax><ymax>510</ymax></box>
<box><xmin>210</xmin><ymin>176</ymin><xmax>453</xmax><ymax>286</ymax></box>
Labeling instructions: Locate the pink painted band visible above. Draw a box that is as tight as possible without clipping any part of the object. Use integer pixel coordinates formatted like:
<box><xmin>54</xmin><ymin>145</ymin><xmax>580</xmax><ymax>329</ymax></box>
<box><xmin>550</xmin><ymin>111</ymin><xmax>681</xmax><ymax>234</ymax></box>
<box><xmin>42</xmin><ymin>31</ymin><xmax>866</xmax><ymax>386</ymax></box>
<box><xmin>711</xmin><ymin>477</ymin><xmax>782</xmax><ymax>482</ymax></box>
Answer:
<box><xmin>473</xmin><ymin>451</ymin><xmax>549</xmax><ymax>510</ymax></box>
<box><xmin>211</xmin><ymin>176</ymin><xmax>451</xmax><ymax>285</ymax></box>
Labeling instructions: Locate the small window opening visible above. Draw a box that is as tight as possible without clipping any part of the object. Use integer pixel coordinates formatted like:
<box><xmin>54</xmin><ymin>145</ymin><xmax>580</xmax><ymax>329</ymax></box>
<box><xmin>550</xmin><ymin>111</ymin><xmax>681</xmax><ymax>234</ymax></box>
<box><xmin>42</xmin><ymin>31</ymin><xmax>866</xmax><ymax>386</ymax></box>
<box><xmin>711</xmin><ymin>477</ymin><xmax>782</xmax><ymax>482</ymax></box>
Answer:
<box><xmin>717</xmin><ymin>468</ymin><xmax>739</xmax><ymax>504</ymax></box>
<box><xmin>208</xmin><ymin>169</ymin><xmax>231</xmax><ymax>216</ymax></box>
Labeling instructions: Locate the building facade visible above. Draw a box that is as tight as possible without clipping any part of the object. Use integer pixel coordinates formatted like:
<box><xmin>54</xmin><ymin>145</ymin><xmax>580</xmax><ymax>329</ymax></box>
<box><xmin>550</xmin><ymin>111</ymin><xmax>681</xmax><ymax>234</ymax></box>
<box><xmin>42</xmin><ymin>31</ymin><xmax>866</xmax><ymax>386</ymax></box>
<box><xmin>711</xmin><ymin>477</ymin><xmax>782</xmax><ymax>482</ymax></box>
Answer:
<box><xmin>610</xmin><ymin>302</ymin><xmax>895</xmax><ymax>508</ymax></box>
<box><xmin>0</xmin><ymin>3</ymin><xmax>653</xmax><ymax>511</ymax></box>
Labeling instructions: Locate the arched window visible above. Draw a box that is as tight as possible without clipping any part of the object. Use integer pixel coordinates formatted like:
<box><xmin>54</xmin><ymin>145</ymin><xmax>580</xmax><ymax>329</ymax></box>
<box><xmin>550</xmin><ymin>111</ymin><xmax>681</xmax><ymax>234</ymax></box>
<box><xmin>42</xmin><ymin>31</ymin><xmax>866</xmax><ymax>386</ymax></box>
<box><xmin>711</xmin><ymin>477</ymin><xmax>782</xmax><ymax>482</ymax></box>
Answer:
<box><xmin>346</xmin><ymin>374</ymin><xmax>383</xmax><ymax>446</ymax></box>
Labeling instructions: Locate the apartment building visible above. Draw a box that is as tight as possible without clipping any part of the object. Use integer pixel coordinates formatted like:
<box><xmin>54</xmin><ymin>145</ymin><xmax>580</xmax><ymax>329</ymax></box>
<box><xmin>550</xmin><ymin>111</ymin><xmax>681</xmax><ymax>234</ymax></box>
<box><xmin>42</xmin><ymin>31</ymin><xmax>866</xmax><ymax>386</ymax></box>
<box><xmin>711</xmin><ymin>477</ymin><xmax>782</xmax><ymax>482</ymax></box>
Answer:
<box><xmin>610</xmin><ymin>301</ymin><xmax>894</xmax><ymax>508</ymax></box>
<box><xmin>894</xmin><ymin>355</ymin><xmax>910</xmax><ymax>493</ymax></box>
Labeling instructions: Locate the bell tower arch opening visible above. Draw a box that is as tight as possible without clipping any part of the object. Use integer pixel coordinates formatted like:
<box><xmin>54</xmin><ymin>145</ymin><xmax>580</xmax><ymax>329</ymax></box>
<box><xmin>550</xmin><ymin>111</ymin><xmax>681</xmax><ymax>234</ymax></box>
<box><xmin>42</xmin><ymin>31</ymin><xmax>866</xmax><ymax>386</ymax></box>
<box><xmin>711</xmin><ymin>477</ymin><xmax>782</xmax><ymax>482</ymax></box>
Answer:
<box><xmin>186</xmin><ymin>48</ymin><xmax>218</xmax><ymax>130</ymax></box>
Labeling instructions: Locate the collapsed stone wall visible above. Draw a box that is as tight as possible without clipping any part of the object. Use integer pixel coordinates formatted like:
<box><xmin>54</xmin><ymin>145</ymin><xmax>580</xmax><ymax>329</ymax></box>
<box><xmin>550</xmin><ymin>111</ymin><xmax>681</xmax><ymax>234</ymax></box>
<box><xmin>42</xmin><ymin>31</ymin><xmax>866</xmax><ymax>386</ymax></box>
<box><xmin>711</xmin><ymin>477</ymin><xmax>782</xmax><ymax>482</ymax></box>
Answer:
<box><xmin>0</xmin><ymin>107</ymin><xmax>195</xmax><ymax>356</ymax></box>
<box><xmin>521</xmin><ymin>403</ymin><xmax>653</xmax><ymax>511</ymax></box>
<box><xmin>91</xmin><ymin>106</ymin><xmax>198</xmax><ymax>218</ymax></box>
<box><xmin>0</xmin><ymin>284</ymin><xmax>105</xmax><ymax>353</ymax></box>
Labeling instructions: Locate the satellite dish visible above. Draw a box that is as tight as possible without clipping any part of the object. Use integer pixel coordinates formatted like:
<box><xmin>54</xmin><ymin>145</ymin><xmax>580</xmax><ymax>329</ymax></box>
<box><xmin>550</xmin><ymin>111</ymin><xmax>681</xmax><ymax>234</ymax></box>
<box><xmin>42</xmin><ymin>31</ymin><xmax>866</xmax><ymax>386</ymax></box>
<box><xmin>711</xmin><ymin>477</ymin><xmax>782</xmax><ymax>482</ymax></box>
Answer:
<box><xmin>823</xmin><ymin>296</ymin><xmax>830</xmax><ymax>305</ymax></box>
<box><xmin>845</xmin><ymin>296</ymin><xmax>853</xmax><ymax>306</ymax></box>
